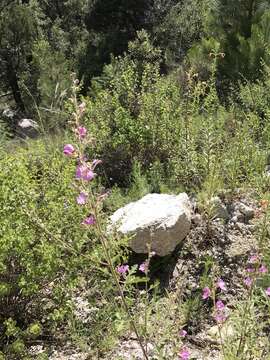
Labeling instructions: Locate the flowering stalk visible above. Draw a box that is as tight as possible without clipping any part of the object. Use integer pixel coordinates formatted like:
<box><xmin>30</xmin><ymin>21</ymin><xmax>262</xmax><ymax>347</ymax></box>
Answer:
<box><xmin>202</xmin><ymin>277</ymin><xmax>228</xmax><ymax>359</ymax></box>
<box><xmin>64</xmin><ymin>76</ymin><xmax>149</xmax><ymax>360</ymax></box>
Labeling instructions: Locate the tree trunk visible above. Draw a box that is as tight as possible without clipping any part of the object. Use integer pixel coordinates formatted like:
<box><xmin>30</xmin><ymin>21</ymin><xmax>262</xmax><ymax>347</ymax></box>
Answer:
<box><xmin>6</xmin><ymin>59</ymin><xmax>25</xmax><ymax>112</ymax></box>
<box><xmin>246</xmin><ymin>0</ymin><xmax>255</xmax><ymax>38</ymax></box>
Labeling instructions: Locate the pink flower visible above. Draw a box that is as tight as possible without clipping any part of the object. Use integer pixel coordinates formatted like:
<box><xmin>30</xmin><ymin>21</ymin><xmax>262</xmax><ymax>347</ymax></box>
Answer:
<box><xmin>214</xmin><ymin>312</ymin><xmax>227</xmax><ymax>323</ymax></box>
<box><xmin>76</xmin><ymin>192</ymin><xmax>88</xmax><ymax>205</ymax></box>
<box><xmin>179</xmin><ymin>329</ymin><xmax>187</xmax><ymax>338</ymax></box>
<box><xmin>265</xmin><ymin>287</ymin><xmax>270</xmax><ymax>296</ymax></box>
<box><xmin>76</xmin><ymin>164</ymin><xmax>95</xmax><ymax>181</ymax></box>
<box><xmin>76</xmin><ymin>126</ymin><xmax>87</xmax><ymax>138</ymax></box>
<box><xmin>246</xmin><ymin>267</ymin><xmax>255</xmax><ymax>273</ymax></box>
<box><xmin>259</xmin><ymin>265</ymin><xmax>268</xmax><ymax>274</ymax></box>
<box><xmin>179</xmin><ymin>347</ymin><xmax>190</xmax><ymax>360</ymax></box>
<box><xmin>78</xmin><ymin>102</ymin><xmax>86</xmax><ymax>114</ymax></box>
<box><xmin>139</xmin><ymin>261</ymin><xmax>148</xmax><ymax>274</ymax></box>
<box><xmin>249</xmin><ymin>254</ymin><xmax>259</xmax><ymax>264</ymax></box>
<box><xmin>217</xmin><ymin>279</ymin><xmax>227</xmax><ymax>291</ymax></box>
<box><xmin>216</xmin><ymin>300</ymin><xmax>225</xmax><ymax>311</ymax></box>
<box><xmin>202</xmin><ymin>287</ymin><xmax>211</xmax><ymax>300</ymax></box>
<box><xmin>116</xmin><ymin>264</ymin><xmax>129</xmax><ymax>275</ymax></box>
<box><xmin>244</xmin><ymin>277</ymin><xmax>253</xmax><ymax>287</ymax></box>
<box><xmin>63</xmin><ymin>144</ymin><xmax>75</xmax><ymax>156</ymax></box>
<box><xmin>82</xmin><ymin>215</ymin><xmax>96</xmax><ymax>226</ymax></box>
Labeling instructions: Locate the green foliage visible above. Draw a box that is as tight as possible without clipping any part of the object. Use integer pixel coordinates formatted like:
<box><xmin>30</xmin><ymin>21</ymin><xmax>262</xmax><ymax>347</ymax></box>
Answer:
<box><xmin>0</xmin><ymin>1</ymin><xmax>41</xmax><ymax>112</ymax></box>
<box><xmin>190</xmin><ymin>0</ymin><xmax>270</xmax><ymax>86</ymax></box>
<box><xmin>0</xmin><ymin>139</ymin><xmax>94</xmax><ymax>357</ymax></box>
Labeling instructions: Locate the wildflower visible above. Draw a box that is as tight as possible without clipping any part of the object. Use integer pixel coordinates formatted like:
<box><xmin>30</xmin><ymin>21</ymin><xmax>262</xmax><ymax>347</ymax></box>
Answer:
<box><xmin>78</xmin><ymin>102</ymin><xmax>86</xmax><ymax>114</ymax></box>
<box><xmin>63</xmin><ymin>144</ymin><xmax>75</xmax><ymax>156</ymax></box>
<box><xmin>259</xmin><ymin>265</ymin><xmax>268</xmax><ymax>274</ymax></box>
<box><xmin>76</xmin><ymin>126</ymin><xmax>87</xmax><ymax>138</ymax></box>
<box><xmin>116</xmin><ymin>264</ymin><xmax>129</xmax><ymax>275</ymax></box>
<box><xmin>179</xmin><ymin>347</ymin><xmax>190</xmax><ymax>360</ymax></box>
<box><xmin>248</xmin><ymin>254</ymin><xmax>259</xmax><ymax>264</ymax></box>
<box><xmin>217</xmin><ymin>278</ymin><xmax>227</xmax><ymax>291</ymax></box>
<box><xmin>139</xmin><ymin>261</ymin><xmax>148</xmax><ymax>274</ymax></box>
<box><xmin>214</xmin><ymin>311</ymin><xmax>227</xmax><ymax>324</ymax></box>
<box><xmin>202</xmin><ymin>287</ymin><xmax>211</xmax><ymax>300</ymax></box>
<box><xmin>265</xmin><ymin>287</ymin><xmax>270</xmax><ymax>296</ymax></box>
<box><xmin>76</xmin><ymin>192</ymin><xmax>88</xmax><ymax>205</ymax></box>
<box><xmin>82</xmin><ymin>215</ymin><xmax>96</xmax><ymax>226</ymax></box>
<box><xmin>76</xmin><ymin>164</ymin><xmax>95</xmax><ymax>181</ymax></box>
<box><xmin>179</xmin><ymin>329</ymin><xmax>187</xmax><ymax>338</ymax></box>
<box><xmin>216</xmin><ymin>300</ymin><xmax>225</xmax><ymax>311</ymax></box>
<box><xmin>244</xmin><ymin>277</ymin><xmax>253</xmax><ymax>287</ymax></box>
<box><xmin>246</xmin><ymin>267</ymin><xmax>254</xmax><ymax>273</ymax></box>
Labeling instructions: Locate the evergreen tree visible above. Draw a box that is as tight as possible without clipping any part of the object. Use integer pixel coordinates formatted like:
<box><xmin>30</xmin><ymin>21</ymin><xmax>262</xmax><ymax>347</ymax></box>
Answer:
<box><xmin>0</xmin><ymin>0</ymin><xmax>40</xmax><ymax>112</ymax></box>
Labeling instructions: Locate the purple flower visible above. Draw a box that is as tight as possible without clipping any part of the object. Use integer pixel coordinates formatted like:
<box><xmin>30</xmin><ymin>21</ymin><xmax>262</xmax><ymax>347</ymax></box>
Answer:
<box><xmin>63</xmin><ymin>144</ymin><xmax>75</xmax><ymax>156</ymax></box>
<box><xmin>82</xmin><ymin>215</ymin><xmax>96</xmax><ymax>226</ymax></box>
<box><xmin>265</xmin><ymin>287</ymin><xmax>270</xmax><ymax>296</ymax></box>
<box><xmin>244</xmin><ymin>277</ymin><xmax>253</xmax><ymax>287</ymax></box>
<box><xmin>246</xmin><ymin>267</ymin><xmax>255</xmax><ymax>273</ymax></box>
<box><xmin>249</xmin><ymin>254</ymin><xmax>259</xmax><ymax>264</ymax></box>
<box><xmin>179</xmin><ymin>329</ymin><xmax>187</xmax><ymax>338</ymax></box>
<box><xmin>76</xmin><ymin>192</ymin><xmax>88</xmax><ymax>205</ymax></box>
<box><xmin>259</xmin><ymin>265</ymin><xmax>268</xmax><ymax>274</ymax></box>
<box><xmin>216</xmin><ymin>300</ymin><xmax>225</xmax><ymax>311</ymax></box>
<box><xmin>217</xmin><ymin>278</ymin><xmax>227</xmax><ymax>291</ymax></box>
<box><xmin>76</xmin><ymin>126</ymin><xmax>87</xmax><ymax>138</ymax></box>
<box><xmin>116</xmin><ymin>264</ymin><xmax>129</xmax><ymax>275</ymax></box>
<box><xmin>214</xmin><ymin>312</ymin><xmax>227</xmax><ymax>323</ymax></box>
<box><xmin>202</xmin><ymin>287</ymin><xmax>211</xmax><ymax>300</ymax></box>
<box><xmin>179</xmin><ymin>347</ymin><xmax>190</xmax><ymax>360</ymax></box>
<box><xmin>139</xmin><ymin>261</ymin><xmax>148</xmax><ymax>274</ymax></box>
<box><xmin>76</xmin><ymin>164</ymin><xmax>95</xmax><ymax>181</ymax></box>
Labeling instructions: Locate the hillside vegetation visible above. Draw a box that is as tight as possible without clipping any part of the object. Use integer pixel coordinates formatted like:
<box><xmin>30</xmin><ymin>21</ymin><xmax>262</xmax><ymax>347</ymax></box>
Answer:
<box><xmin>1</xmin><ymin>1</ymin><xmax>270</xmax><ymax>359</ymax></box>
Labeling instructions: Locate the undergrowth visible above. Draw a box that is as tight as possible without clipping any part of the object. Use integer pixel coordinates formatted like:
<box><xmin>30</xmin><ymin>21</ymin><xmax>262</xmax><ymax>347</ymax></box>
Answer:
<box><xmin>0</xmin><ymin>38</ymin><xmax>270</xmax><ymax>360</ymax></box>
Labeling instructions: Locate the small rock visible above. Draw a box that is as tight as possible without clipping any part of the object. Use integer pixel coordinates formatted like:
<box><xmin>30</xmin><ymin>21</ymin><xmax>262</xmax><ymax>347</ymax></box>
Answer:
<box><xmin>208</xmin><ymin>323</ymin><xmax>235</xmax><ymax>341</ymax></box>
<box><xmin>192</xmin><ymin>213</ymin><xmax>202</xmax><ymax>226</ymax></box>
<box><xmin>236</xmin><ymin>202</ymin><xmax>254</xmax><ymax>220</ymax></box>
<box><xmin>234</xmin><ymin>222</ymin><xmax>246</xmax><ymax>233</ymax></box>
<box><xmin>2</xmin><ymin>108</ymin><xmax>15</xmax><ymax>118</ymax></box>
<box><xmin>17</xmin><ymin>118</ymin><xmax>39</xmax><ymax>138</ymax></box>
<box><xmin>210</xmin><ymin>196</ymin><xmax>229</xmax><ymax>221</ymax></box>
<box><xmin>232</xmin><ymin>211</ymin><xmax>245</xmax><ymax>223</ymax></box>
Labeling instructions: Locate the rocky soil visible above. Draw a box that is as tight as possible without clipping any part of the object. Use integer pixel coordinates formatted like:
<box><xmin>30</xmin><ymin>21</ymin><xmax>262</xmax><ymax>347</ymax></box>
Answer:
<box><xmin>31</xmin><ymin>192</ymin><xmax>264</xmax><ymax>360</ymax></box>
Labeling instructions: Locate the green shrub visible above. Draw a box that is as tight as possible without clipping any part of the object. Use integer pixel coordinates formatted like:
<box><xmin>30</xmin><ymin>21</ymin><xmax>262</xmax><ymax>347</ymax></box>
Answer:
<box><xmin>0</xmin><ymin>139</ymin><xmax>95</xmax><ymax>357</ymax></box>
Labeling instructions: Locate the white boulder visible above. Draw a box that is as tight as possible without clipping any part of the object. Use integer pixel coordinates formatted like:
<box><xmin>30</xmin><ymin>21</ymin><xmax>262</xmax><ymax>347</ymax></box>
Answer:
<box><xmin>17</xmin><ymin>118</ymin><xmax>39</xmax><ymax>138</ymax></box>
<box><xmin>109</xmin><ymin>193</ymin><xmax>192</xmax><ymax>256</ymax></box>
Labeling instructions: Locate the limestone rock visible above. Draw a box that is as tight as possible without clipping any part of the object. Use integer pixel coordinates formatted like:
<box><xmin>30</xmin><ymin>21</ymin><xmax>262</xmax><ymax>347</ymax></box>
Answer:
<box><xmin>109</xmin><ymin>193</ymin><xmax>192</xmax><ymax>256</ymax></box>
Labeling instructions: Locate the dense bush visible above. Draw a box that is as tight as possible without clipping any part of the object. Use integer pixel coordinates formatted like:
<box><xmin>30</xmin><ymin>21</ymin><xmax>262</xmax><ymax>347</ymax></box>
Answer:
<box><xmin>0</xmin><ymin>140</ymin><xmax>96</xmax><ymax>358</ymax></box>
<box><xmin>83</xmin><ymin>37</ymin><xmax>268</xmax><ymax>191</ymax></box>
